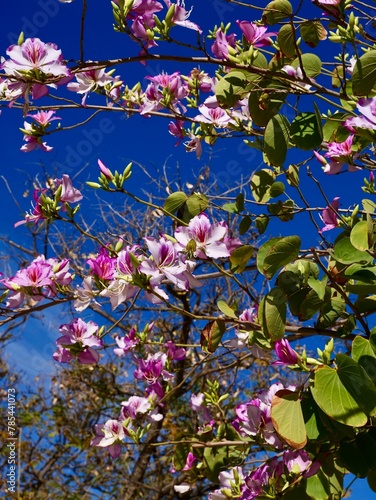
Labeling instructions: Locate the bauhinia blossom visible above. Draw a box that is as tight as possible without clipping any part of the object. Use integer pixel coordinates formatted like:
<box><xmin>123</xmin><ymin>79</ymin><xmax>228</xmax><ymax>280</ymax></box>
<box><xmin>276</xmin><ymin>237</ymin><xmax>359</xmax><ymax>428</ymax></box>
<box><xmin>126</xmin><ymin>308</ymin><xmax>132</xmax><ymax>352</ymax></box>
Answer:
<box><xmin>174</xmin><ymin>213</ymin><xmax>238</xmax><ymax>259</ymax></box>
<box><xmin>323</xmin><ymin>135</ymin><xmax>359</xmax><ymax>174</ymax></box>
<box><xmin>211</xmin><ymin>28</ymin><xmax>237</xmax><ymax>59</ymax></box>
<box><xmin>273</xmin><ymin>338</ymin><xmax>299</xmax><ymax>365</ymax></box>
<box><xmin>236</xmin><ymin>21</ymin><xmax>276</xmax><ymax>47</ymax></box>
<box><xmin>90</xmin><ymin>419</ymin><xmax>126</xmax><ymax>458</ymax></box>
<box><xmin>2</xmin><ymin>255</ymin><xmax>72</xmax><ymax>308</ymax></box>
<box><xmin>20</xmin><ymin>111</ymin><xmax>60</xmax><ymax>152</ymax></box>
<box><xmin>53</xmin><ymin>318</ymin><xmax>102</xmax><ymax>365</ymax></box>
<box><xmin>1</xmin><ymin>38</ymin><xmax>71</xmax><ymax>100</ymax></box>
<box><xmin>134</xmin><ymin>352</ymin><xmax>174</xmax><ymax>398</ymax></box>
<box><xmin>345</xmin><ymin>97</ymin><xmax>376</xmax><ymax>132</ymax></box>
<box><xmin>320</xmin><ymin>196</ymin><xmax>340</xmax><ymax>233</ymax></box>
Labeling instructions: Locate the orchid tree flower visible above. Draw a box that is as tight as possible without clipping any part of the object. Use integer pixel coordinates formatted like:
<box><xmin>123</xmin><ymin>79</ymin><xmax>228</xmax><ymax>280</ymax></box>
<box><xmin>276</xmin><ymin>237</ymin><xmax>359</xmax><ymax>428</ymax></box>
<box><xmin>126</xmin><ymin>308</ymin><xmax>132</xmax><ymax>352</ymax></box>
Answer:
<box><xmin>1</xmin><ymin>38</ymin><xmax>71</xmax><ymax>100</ymax></box>
<box><xmin>320</xmin><ymin>197</ymin><xmax>340</xmax><ymax>232</ymax></box>
<box><xmin>174</xmin><ymin>213</ymin><xmax>235</xmax><ymax>259</ymax></box>
<box><xmin>90</xmin><ymin>419</ymin><xmax>127</xmax><ymax>458</ymax></box>
<box><xmin>236</xmin><ymin>21</ymin><xmax>276</xmax><ymax>46</ymax></box>
<box><xmin>53</xmin><ymin>318</ymin><xmax>102</xmax><ymax>365</ymax></box>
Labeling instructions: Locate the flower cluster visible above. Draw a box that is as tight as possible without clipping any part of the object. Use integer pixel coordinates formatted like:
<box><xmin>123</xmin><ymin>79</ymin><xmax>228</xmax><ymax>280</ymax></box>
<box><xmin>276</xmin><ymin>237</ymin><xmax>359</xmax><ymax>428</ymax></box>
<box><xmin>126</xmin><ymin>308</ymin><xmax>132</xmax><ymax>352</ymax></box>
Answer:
<box><xmin>2</xmin><ymin>255</ymin><xmax>72</xmax><ymax>308</ymax></box>
<box><xmin>15</xmin><ymin>174</ymin><xmax>82</xmax><ymax>227</ymax></box>
<box><xmin>233</xmin><ymin>383</ymin><xmax>296</xmax><ymax>449</ymax></box>
<box><xmin>1</xmin><ymin>38</ymin><xmax>71</xmax><ymax>102</ymax></box>
<box><xmin>210</xmin><ymin>450</ymin><xmax>320</xmax><ymax>499</ymax></box>
<box><xmin>74</xmin><ymin>200</ymin><xmax>240</xmax><ymax>311</ymax></box>
<box><xmin>20</xmin><ymin>110</ymin><xmax>61</xmax><ymax>152</ymax></box>
<box><xmin>53</xmin><ymin>318</ymin><xmax>102</xmax><ymax>365</ymax></box>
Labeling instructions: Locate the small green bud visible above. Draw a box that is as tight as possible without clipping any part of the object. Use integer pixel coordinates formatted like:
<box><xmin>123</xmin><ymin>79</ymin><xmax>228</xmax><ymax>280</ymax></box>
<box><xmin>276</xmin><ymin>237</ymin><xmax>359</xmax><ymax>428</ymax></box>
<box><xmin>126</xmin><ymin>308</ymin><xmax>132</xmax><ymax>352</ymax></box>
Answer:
<box><xmin>86</xmin><ymin>181</ymin><xmax>102</xmax><ymax>189</ymax></box>
<box><xmin>18</xmin><ymin>32</ymin><xmax>25</xmax><ymax>45</ymax></box>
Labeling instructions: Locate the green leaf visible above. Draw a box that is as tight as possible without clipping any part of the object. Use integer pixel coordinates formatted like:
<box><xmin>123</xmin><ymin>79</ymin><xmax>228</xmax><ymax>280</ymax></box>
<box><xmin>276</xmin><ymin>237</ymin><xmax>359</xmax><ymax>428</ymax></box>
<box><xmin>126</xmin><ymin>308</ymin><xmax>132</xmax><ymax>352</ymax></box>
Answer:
<box><xmin>292</xmin><ymin>53</ymin><xmax>322</xmax><ymax>78</ymax></box>
<box><xmin>271</xmin><ymin>390</ymin><xmax>307</xmax><ymax>449</ymax></box>
<box><xmin>183</xmin><ymin>193</ymin><xmax>208</xmax><ymax>220</ymax></box>
<box><xmin>173</xmin><ymin>442</ymin><xmax>191</xmax><ymax>471</ymax></box>
<box><xmin>200</xmin><ymin>320</ymin><xmax>226</xmax><ymax>353</ymax></box>
<box><xmin>306</xmin><ymin>470</ymin><xmax>331</xmax><ymax>500</ymax></box>
<box><xmin>255</xmin><ymin>214</ymin><xmax>269</xmax><ymax>234</ymax></box>
<box><xmin>248</xmin><ymin>79</ymin><xmax>287</xmax><ymax>127</ymax></box>
<box><xmin>164</xmin><ymin>191</ymin><xmax>187</xmax><ymax>214</ymax></box>
<box><xmin>368</xmin><ymin>468</ymin><xmax>376</xmax><ymax>493</ymax></box>
<box><xmin>308</xmin><ymin>276</ymin><xmax>328</xmax><ymax>300</ymax></box>
<box><xmin>217</xmin><ymin>300</ymin><xmax>237</xmax><ymax>319</ymax></box>
<box><xmin>352</xmin><ymin>50</ymin><xmax>376</xmax><ymax>96</ymax></box>
<box><xmin>261</xmin><ymin>235</ymin><xmax>301</xmax><ymax>279</ymax></box>
<box><xmin>215</xmin><ymin>69</ymin><xmax>252</xmax><ymax>108</ymax></box>
<box><xmin>250</xmin><ymin>168</ymin><xmax>276</xmax><ymax>203</ymax></box>
<box><xmin>290</xmin><ymin>112</ymin><xmax>323</xmax><ymax>150</ymax></box>
<box><xmin>301</xmin><ymin>396</ymin><xmax>330</xmax><ymax>442</ymax></box>
<box><xmin>323</xmin><ymin>112</ymin><xmax>352</xmax><ymax>142</ymax></box>
<box><xmin>316</xmin><ymin>293</ymin><xmax>346</xmax><ymax>328</ymax></box>
<box><xmin>230</xmin><ymin>245</ymin><xmax>254</xmax><ymax>273</ymax></box>
<box><xmin>239</xmin><ymin>215</ymin><xmax>252</xmax><ymax>235</ymax></box>
<box><xmin>311</xmin><ymin>365</ymin><xmax>368</xmax><ymax>427</ymax></box>
<box><xmin>299</xmin><ymin>288</ymin><xmax>325</xmax><ymax>320</ymax></box>
<box><xmin>269</xmin><ymin>181</ymin><xmax>285</xmax><ymax>198</ymax></box>
<box><xmin>286</xmin><ymin>164</ymin><xmax>300</xmax><ymax>187</ymax></box>
<box><xmin>278</xmin><ymin>24</ymin><xmax>296</xmax><ymax>57</ymax></box>
<box><xmin>300</xmin><ymin>20</ymin><xmax>327</xmax><ymax>48</ymax></box>
<box><xmin>222</xmin><ymin>202</ymin><xmax>238</xmax><ymax>214</ymax></box>
<box><xmin>257</xmin><ymin>237</ymin><xmax>278</xmax><ymax>276</ymax></box>
<box><xmin>264</xmin><ymin>114</ymin><xmax>291</xmax><ymax>165</ymax></box>
<box><xmin>332</xmin><ymin>236</ymin><xmax>373</xmax><ymax>264</ymax></box>
<box><xmin>260</xmin><ymin>287</ymin><xmax>287</xmax><ymax>341</ymax></box>
<box><xmin>262</xmin><ymin>0</ymin><xmax>292</xmax><ymax>24</ymax></box>
<box><xmin>337</xmin><ymin>440</ymin><xmax>369</xmax><ymax>478</ymax></box>
<box><xmin>350</xmin><ymin>220</ymin><xmax>371</xmax><ymax>251</ymax></box>
<box><xmin>363</xmin><ymin>198</ymin><xmax>376</xmax><ymax>213</ymax></box>
<box><xmin>336</xmin><ymin>353</ymin><xmax>376</xmax><ymax>416</ymax></box>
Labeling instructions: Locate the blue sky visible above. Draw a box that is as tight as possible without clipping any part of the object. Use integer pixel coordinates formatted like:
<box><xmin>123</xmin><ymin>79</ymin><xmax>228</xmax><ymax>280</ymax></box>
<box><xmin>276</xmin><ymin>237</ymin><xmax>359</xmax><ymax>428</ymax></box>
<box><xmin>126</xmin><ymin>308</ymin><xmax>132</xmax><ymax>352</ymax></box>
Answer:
<box><xmin>0</xmin><ymin>0</ymin><xmax>375</xmax><ymax>496</ymax></box>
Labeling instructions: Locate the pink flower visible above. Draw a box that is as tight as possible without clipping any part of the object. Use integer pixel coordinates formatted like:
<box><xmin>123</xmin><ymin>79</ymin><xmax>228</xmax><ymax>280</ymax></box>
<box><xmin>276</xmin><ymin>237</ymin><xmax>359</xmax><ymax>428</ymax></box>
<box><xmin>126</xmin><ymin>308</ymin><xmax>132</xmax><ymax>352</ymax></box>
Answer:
<box><xmin>211</xmin><ymin>29</ymin><xmax>237</xmax><ymax>59</ymax></box>
<box><xmin>4</xmin><ymin>259</ymin><xmax>53</xmax><ymax>290</ymax></box>
<box><xmin>174</xmin><ymin>213</ymin><xmax>232</xmax><ymax>259</ymax></box>
<box><xmin>114</xmin><ymin>328</ymin><xmax>139</xmax><ymax>356</ymax></box>
<box><xmin>168</xmin><ymin>119</ymin><xmax>185</xmax><ymax>145</ymax></box>
<box><xmin>20</xmin><ymin>134</ymin><xmax>53</xmax><ymax>153</ymax></box>
<box><xmin>67</xmin><ymin>67</ymin><xmax>120</xmax><ymax>105</ymax></box>
<box><xmin>56</xmin><ymin>174</ymin><xmax>83</xmax><ymax>204</ymax></box>
<box><xmin>87</xmin><ymin>247</ymin><xmax>117</xmax><ymax>281</ymax></box>
<box><xmin>98</xmin><ymin>159</ymin><xmax>113</xmax><ymax>179</ymax></box>
<box><xmin>139</xmin><ymin>236</ymin><xmax>200</xmax><ymax>294</ymax></box>
<box><xmin>56</xmin><ymin>318</ymin><xmax>102</xmax><ymax>348</ymax></box>
<box><xmin>345</xmin><ymin>97</ymin><xmax>376</xmax><ymax>131</ymax></box>
<box><xmin>2</xmin><ymin>38</ymin><xmax>71</xmax><ymax>100</ymax></box>
<box><xmin>324</xmin><ymin>135</ymin><xmax>360</xmax><ymax>174</ymax></box>
<box><xmin>320</xmin><ymin>197</ymin><xmax>340</xmax><ymax>233</ymax></box>
<box><xmin>163</xmin><ymin>0</ymin><xmax>201</xmax><ymax>32</ymax></box>
<box><xmin>27</xmin><ymin>110</ymin><xmax>61</xmax><ymax>126</ymax></box>
<box><xmin>165</xmin><ymin>340</ymin><xmax>186</xmax><ymax>361</ymax></box>
<box><xmin>273</xmin><ymin>338</ymin><xmax>299</xmax><ymax>365</ymax></box>
<box><xmin>121</xmin><ymin>396</ymin><xmax>151</xmax><ymax>420</ymax></box>
<box><xmin>236</xmin><ymin>21</ymin><xmax>276</xmax><ymax>47</ymax></box>
<box><xmin>54</xmin><ymin>318</ymin><xmax>102</xmax><ymax>365</ymax></box>
<box><xmin>91</xmin><ymin>419</ymin><xmax>126</xmax><ymax>458</ymax></box>
<box><xmin>14</xmin><ymin>189</ymin><xmax>47</xmax><ymax>227</ymax></box>
<box><xmin>134</xmin><ymin>352</ymin><xmax>173</xmax><ymax>398</ymax></box>
<box><xmin>195</xmin><ymin>104</ymin><xmax>232</xmax><ymax>127</ymax></box>
<box><xmin>315</xmin><ymin>0</ymin><xmax>341</xmax><ymax>4</ymax></box>
<box><xmin>182</xmin><ymin>452</ymin><xmax>197</xmax><ymax>471</ymax></box>
<box><xmin>3</xmin><ymin>38</ymin><xmax>70</xmax><ymax>77</ymax></box>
